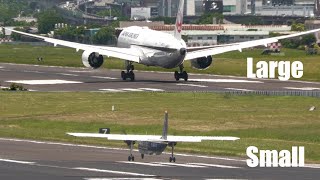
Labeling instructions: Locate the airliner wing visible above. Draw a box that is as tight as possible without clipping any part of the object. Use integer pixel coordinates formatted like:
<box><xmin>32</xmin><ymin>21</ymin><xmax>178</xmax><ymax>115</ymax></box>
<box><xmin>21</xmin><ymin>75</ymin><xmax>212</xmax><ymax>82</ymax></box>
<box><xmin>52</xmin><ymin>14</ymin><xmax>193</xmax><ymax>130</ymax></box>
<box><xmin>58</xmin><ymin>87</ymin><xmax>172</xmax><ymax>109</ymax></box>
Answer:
<box><xmin>185</xmin><ymin>28</ymin><xmax>320</xmax><ymax>60</ymax></box>
<box><xmin>67</xmin><ymin>133</ymin><xmax>239</xmax><ymax>142</ymax></box>
<box><xmin>5</xmin><ymin>28</ymin><xmax>141</xmax><ymax>62</ymax></box>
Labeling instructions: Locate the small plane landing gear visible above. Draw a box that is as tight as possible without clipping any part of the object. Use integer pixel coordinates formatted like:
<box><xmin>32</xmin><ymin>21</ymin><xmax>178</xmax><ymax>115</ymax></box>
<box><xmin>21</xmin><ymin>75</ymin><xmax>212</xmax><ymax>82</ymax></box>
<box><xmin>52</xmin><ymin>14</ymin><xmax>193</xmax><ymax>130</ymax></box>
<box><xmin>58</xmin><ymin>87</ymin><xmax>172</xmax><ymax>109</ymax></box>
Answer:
<box><xmin>121</xmin><ymin>61</ymin><xmax>135</xmax><ymax>81</ymax></box>
<box><xmin>141</xmin><ymin>154</ymin><xmax>144</xmax><ymax>159</ymax></box>
<box><xmin>126</xmin><ymin>141</ymin><xmax>135</xmax><ymax>161</ymax></box>
<box><xmin>174</xmin><ymin>64</ymin><xmax>188</xmax><ymax>81</ymax></box>
<box><xmin>168</xmin><ymin>142</ymin><xmax>177</xmax><ymax>163</ymax></box>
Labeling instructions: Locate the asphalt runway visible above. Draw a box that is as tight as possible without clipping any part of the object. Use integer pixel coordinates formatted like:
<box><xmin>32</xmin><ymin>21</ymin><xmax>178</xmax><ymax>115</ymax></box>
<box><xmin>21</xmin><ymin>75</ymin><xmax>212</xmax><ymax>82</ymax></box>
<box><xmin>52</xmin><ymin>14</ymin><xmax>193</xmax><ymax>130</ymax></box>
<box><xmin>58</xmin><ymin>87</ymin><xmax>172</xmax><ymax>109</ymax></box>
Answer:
<box><xmin>0</xmin><ymin>138</ymin><xmax>319</xmax><ymax>180</ymax></box>
<box><xmin>1</xmin><ymin>63</ymin><xmax>320</xmax><ymax>92</ymax></box>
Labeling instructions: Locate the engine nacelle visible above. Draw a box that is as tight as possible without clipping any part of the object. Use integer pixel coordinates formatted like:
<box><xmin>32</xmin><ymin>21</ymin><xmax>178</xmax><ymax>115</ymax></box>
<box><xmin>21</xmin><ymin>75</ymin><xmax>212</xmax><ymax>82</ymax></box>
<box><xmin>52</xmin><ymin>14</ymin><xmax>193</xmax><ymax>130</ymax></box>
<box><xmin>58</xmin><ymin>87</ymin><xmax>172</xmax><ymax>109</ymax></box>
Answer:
<box><xmin>82</xmin><ymin>51</ymin><xmax>104</xmax><ymax>69</ymax></box>
<box><xmin>190</xmin><ymin>56</ymin><xmax>213</xmax><ymax>70</ymax></box>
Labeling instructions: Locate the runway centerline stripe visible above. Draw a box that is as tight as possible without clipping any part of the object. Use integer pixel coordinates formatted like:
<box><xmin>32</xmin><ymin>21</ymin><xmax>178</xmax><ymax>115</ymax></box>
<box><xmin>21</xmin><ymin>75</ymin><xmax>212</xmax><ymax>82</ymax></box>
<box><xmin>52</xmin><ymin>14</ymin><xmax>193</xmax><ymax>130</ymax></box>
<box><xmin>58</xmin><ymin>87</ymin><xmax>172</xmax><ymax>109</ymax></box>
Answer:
<box><xmin>176</xmin><ymin>84</ymin><xmax>208</xmax><ymax>88</ymax></box>
<box><xmin>189</xmin><ymin>79</ymin><xmax>263</xmax><ymax>83</ymax></box>
<box><xmin>225</xmin><ymin>88</ymin><xmax>253</xmax><ymax>92</ymax></box>
<box><xmin>117</xmin><ymin>161</ymin><xmax>171</xmax><ymax>167</ymax></box>
<box><xmin>84</xmin><ymin>178</ymin><xmax>162</xmax><ymax>180</ymax></box>
<box><xmin>0</xmin><ymin>158</ymin><xmax>35</xmax><ymax>165</ymax></box>
<box><xmin>188</xmin><ymin>163</ymin><xmax>242</xmax><ymax>169</ymax></box>
<box><xmin>73</xmin><ymin>167</ymin><xmax>155</xmax><ymax>177</ymax></box>
<box><xmin>155</xmin><ymin>162</ymin><xmax>206</xmax><ymax>168</ymax></box>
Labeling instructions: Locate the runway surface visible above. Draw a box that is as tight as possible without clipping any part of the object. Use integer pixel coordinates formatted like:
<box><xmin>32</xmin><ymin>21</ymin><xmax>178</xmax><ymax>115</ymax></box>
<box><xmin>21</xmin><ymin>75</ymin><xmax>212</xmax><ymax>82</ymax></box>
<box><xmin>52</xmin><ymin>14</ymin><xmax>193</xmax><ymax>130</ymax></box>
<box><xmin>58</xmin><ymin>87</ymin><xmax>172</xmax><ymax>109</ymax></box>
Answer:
<box><xmin>0</xmin><ymin>138</ymin><xmax>320</xmax><ymax>180</ymax></box>
<box><xmin>1</xmin><ymin>63</ymin><xmax>320</xmax><ymax>92</ymax></box>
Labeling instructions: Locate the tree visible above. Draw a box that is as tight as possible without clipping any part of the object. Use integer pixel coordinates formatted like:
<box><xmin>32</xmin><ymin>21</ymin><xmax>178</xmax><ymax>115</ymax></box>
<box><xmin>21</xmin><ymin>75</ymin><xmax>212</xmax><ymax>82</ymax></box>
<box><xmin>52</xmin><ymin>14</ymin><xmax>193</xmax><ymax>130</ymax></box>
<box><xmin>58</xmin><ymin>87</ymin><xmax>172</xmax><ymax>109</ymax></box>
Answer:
<box><xmin>301</xmin><ymin>34</ymin><xmax>316</xmax><ymax>46</ymax></box>
<box><xmin>37</xmin><ymin>10</ymin><xmax>64</xmax><ymax>34</ymax></box>
<box><xmin>291</xmin><ymin>22</ymin><xmax>305</xmax><ymax>31</ymax></box>
<box><xmin>92</xmin><ymin>26</ymin><xmax>116</xmax><ymax>45</ymax></box>
<box><xmin>197</xmin><ymin>13</ymin><xmax>224</xmax><ymax>24</ymax></box>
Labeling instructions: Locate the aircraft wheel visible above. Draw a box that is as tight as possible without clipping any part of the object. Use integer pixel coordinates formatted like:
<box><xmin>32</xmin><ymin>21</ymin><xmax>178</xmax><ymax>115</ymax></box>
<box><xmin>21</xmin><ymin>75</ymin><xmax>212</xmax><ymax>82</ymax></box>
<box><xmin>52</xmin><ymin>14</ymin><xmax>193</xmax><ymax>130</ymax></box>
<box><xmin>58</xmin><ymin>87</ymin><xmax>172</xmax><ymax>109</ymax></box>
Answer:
<box><xmin>174</xmin><ymin>71</ymin><xmax>179</xmax><ymax>81</ymax></box>
<box><xmin>132</xmin><ymin>156</ymin><xmax>135</xmax><ymax>161</ymax></box>
<box><xmin>169</xmin><ymin>157</ymin><xmax>172</xmax><ymax>162</ymax></box>
<box><xmin>129</xmin><ymin>71</ymin><xmax>135</xmax><ymax>81</ymax></box>
<box><xmin>173</xmin><ymin>157</ymin><xmax>176</xmax><ymax>162</ymax></box>
<box><xmin>182</xmin><ymin>71</ymin><xmax>188</xmax><ymax>81</ymax></box>
<box><xmin>141</xmin><ymin>154</ymin><xmax>144</xmax><ymax>159</ymax></box>
<box><xmin>128</xmin><ymin>156</ymin><xmax>131</xmax><ymax>161</ymax></box>
<box><xmin>121</xmin><ymin>71</ymin><xmax>126</xmax><ymax>80</ymax></box>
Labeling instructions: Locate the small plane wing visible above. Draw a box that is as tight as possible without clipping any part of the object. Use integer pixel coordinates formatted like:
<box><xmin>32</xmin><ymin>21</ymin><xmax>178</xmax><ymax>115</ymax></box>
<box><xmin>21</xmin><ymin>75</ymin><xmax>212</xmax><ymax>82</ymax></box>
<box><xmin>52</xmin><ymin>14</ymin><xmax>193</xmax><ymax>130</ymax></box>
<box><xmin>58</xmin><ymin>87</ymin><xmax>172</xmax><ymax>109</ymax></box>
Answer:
<box><xmin>4</xmin><ymin>28</ymin><xmax>141</xmax><ymax>63</ymax></box>
<box><xmin>67</xmin><ymin>133</ymin><xmax>239</xmax><ymax>142</ymax></box>
<box><xmin>185</xmin><ymin>28</ymin><xmax>320</xmax><ymax>60</ymax></box>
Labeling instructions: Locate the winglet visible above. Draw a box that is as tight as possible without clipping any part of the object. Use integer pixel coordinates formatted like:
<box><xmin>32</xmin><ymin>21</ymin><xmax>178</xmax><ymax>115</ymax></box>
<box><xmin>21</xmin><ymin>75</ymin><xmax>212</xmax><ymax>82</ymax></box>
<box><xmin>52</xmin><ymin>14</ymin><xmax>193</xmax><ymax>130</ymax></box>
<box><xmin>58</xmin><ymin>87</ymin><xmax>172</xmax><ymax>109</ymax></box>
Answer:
<box><xmin>161</xmin><ymin>111</ymin><xmax>168</xmax><ymax>140</ymax></box>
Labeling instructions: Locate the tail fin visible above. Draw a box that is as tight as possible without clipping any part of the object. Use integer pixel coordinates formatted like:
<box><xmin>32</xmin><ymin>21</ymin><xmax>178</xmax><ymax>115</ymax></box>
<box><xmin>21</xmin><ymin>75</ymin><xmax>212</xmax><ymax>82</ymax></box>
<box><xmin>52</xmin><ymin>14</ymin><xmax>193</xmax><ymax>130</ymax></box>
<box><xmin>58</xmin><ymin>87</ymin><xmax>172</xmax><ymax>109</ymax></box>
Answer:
<box><xmin>161</xmin><ymin>111</ymin><xmax>168</xmax><ymax>140</ymax></box>
<box><xmin>174</xmin><ymin>0</ymin><xmax>184</xmax><ymax>40</ymax></box>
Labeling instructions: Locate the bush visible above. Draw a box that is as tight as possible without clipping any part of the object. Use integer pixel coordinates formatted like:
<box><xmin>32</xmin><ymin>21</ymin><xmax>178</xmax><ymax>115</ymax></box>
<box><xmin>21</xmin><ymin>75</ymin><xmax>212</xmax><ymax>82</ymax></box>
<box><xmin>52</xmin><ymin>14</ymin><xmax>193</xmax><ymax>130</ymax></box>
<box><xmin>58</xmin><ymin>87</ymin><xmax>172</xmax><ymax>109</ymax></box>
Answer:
<box><xmin>9</xmin><ymin>83</ymin><xmax>27</xmax><ymax>91</ymax></box>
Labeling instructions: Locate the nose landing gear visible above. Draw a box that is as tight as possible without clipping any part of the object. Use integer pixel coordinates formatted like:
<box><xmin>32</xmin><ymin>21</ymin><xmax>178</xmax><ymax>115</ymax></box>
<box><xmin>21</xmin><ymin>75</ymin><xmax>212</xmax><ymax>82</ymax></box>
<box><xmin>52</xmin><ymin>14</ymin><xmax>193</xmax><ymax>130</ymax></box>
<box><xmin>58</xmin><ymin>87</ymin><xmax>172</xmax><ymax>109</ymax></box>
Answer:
<box><xmin>121</xmin><ymin>61</ymin><xmax>135</xmax><ymax>81</ymax></box>
<box><xmin>174</xmin><ymin>64</ymin><xmax>188</xmax><ymax>81</ymax></box>
<box><xmin>168</xmin><ymin>142</ymin><xmax>177</xmax><ymax>162</ymax></box>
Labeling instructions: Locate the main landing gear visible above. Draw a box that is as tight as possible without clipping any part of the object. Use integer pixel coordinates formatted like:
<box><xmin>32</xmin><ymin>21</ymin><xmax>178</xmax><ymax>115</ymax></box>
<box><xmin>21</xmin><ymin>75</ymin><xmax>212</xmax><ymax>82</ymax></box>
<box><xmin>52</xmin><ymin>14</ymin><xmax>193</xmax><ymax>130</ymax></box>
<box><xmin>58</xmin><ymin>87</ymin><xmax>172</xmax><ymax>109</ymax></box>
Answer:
<box><xmin>126</xmin><ymin>141</ymin><xmax>135</xmax><ymax>161</ymax></box>
<box><xmin>168</xmin><ymin>142</ymin><xmax>177</xmax><ymax>163</ymax></box>
<box><xmin>174</xmin><ymin>64</ymin><xmax>188</xmax><ymax>81</ymax></box>
<box><xmin>121</xmin><ymin>61</ymin><xmax>135</xmax><ymax>81</ymax></box>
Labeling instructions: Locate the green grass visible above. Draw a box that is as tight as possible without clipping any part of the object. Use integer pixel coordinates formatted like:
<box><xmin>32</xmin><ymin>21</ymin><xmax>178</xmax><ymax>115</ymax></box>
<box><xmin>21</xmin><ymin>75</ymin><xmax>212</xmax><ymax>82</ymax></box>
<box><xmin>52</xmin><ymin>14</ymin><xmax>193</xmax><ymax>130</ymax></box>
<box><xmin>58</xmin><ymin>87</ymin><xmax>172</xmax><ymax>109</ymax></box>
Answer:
<box><xmin>1</xmin><ymin>44</ymin><xmax>320</xmax><ymax>81</ymax></box>
<box><xmin>0</xmin><ymin>92</ymin><xmax>320</xmax><ymax>162</ymax></box>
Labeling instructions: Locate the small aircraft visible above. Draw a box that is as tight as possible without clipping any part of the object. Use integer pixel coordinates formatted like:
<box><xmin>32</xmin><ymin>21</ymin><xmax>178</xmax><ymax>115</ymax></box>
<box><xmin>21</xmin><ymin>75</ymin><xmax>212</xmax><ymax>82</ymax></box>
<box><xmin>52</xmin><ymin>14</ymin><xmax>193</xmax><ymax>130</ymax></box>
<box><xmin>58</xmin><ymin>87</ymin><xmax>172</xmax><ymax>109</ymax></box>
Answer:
<box><xmin>4</xmin><ymin>0</ymin><xmax>320</xmax><ymax>81</ymax></box>
<box><xmin>67</xmin><ymin>111</ymin><xmax>239</xmax><ymax>162</ymax></box>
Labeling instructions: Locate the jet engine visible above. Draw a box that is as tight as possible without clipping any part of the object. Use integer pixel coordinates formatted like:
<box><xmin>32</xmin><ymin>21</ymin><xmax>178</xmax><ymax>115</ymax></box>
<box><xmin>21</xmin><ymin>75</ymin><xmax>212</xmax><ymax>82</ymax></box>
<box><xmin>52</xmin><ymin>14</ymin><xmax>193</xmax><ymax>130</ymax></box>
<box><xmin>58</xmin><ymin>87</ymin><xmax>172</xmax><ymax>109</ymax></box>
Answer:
<box><xmin>82</xmin><ymin>51</ymin><xmax>104</xmax><ymax>69</ymax></box>
<box><xmin>190</xmin><ymin>56</ymin><xmax>213</xmax><ymax>70</ymax></box>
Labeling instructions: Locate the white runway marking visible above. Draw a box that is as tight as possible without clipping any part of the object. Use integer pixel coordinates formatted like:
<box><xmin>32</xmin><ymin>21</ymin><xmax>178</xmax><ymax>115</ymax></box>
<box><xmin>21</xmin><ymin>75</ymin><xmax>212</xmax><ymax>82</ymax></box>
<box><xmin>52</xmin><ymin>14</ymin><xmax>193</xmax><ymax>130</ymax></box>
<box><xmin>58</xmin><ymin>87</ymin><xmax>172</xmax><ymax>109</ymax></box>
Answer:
<box><xmin>188</xmin><ymin>163</ymin><xmax>242</xmax><ymax>169</ymax></box>
<box><xmin>99</xmin><ymin>89</ymin><xmax>125</xmax><ymax>92</ymax></box>
<box><xmin>73</xmin><ymin>167</ymin><xmax>154</xmax><ymax>177</ymax></box>
<box><xmin>138</xmin><ymin>88</ymin><xmax>165</xmax><ymax>92</ymax></box>
<box><xmin>155</xmin><ymin>162</ymin><xmax>206</xmax><ymax>168</ymax></box>
<box><xmin>0</xmin><ymin>66</ymin><xmax>3</xmax><ymax>69</ymax></box>
<box><xmin>58</xmin><ymin>73</ymin><xmax>79</xmax><ymax>77</ymax></box>
<box><xmin>176</xmin><ymin>84</ymin><xmax>208</xmax><ymax>88</ymax></box>
<box><xmin>22</xmin><ymin>70</ymin><xmax>45</xmax><ymax>74</ymax></box>
<box><xmin>189</xmin><ymin>79</ymin><xmax>263</xmax><ymax>83</ymax></box>
<box><xmin>6</xmin><ymin>80</ymin><xmax>83</xmax><ymax>85</ymax></box>
<box><xmin>117</xmin><ymin>161</ymin><xmax>170</xmax><ymax>167</ymax></box>
<box><xmin>121</xmin><ymin>88</ymin><xmax>145</xmax><ymax>92</ymax></box>
<box><xmin>92</xmin><ymin>76</ymin><xmax>118</xmax><ymax>80</ymax></box>
<box><xmin>85</xmin><ymin>178</ymin><xmax>161</xmax><ymax>180</ymax></box>
<box><xmin>225</xmin><ymin>88</ymin><xmax>253</xmax><ymax>92</ymax></box>
<box><xmin>0</xmin><ymin>158</ymin><xmax>35</xmax><ymax>165</ymax></box>
<box><xmin>99</xmin><ymin>88</ymin><xmax>165</xmax><ymax>92</ymax></box>
<box><xmin>284</xmin><ymin>87</ymin><xmax>320</xmax><ymax>91</ymax></box>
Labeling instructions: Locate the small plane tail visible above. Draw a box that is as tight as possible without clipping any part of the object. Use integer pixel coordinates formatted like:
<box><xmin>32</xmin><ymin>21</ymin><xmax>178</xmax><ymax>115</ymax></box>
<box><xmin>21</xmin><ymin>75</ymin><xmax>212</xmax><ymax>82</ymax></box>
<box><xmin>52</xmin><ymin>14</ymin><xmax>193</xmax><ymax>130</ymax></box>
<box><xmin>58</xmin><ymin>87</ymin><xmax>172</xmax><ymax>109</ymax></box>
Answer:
<box><xmin>161</xmin><ymin>111</ymin><xmax>168</xmax><ymax>140</ymax></box>
<box><xmin>173</xmin><ymin>0</ymin><xmax>184</xmax><ymax>40</ymax></box>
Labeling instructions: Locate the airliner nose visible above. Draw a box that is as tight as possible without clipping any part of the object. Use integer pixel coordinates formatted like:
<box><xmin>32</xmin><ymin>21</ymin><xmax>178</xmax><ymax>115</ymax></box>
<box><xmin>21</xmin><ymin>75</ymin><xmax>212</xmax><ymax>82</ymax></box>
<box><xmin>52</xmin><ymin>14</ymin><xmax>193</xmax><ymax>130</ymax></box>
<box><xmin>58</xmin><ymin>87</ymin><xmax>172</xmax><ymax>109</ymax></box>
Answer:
<box><xmin>180</xmin><ymin>48</ymin><xmax>186</xmax><ymax>56</ymax></box>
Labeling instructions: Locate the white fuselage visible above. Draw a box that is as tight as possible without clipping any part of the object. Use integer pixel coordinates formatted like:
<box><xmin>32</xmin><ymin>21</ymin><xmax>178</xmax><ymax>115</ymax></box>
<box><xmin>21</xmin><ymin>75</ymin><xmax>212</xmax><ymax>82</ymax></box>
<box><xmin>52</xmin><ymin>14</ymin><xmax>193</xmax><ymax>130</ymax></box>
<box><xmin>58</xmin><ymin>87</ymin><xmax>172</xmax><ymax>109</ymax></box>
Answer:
<box><xmin>117</xmin><ymin>26</ymin><xmax>187</xmax><ymax>69</ymax></box>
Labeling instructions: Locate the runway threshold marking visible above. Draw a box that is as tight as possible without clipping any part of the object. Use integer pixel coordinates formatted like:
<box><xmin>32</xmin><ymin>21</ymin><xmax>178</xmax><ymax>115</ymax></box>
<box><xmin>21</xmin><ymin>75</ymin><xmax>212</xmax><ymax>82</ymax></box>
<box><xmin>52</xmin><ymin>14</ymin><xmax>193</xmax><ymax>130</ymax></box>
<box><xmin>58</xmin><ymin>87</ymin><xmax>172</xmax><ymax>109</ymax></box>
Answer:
<box><xmin>0</xmin><ymin>158</ymin><xmax>35</xmax><ymax>165</ymax></box>
<box><xmin>284</xmin><ymin>87</ymin><xmax>320</xmax><ymax>91</ymax></box>
<box><xmin>6</xmin><ymin>80</ymin><xmax>83</xmax><ymax>85</ymax></box>
<box><xmin>155</xmin><ymin>162</ymin><xmax>206</xmax><ymax>168</ymax></box>
<box><xmin>188</xmin><ymin>163</ymin><xmax>242</xmax><ymax>169</ymax></box>
<box><xmin>176</xmin><ymin>83</ymin><xmax>208</xmax><ymax>88</ymax></box>
<box><xmin>92</xmin><ymin>76</ymin><xmax>118</xmax><ymax>80</ymax></box>
<box><xmin>117</xmin><ymin>161</ymin><xmax>170</xmax><ymax>167</ymax></box>
<box><xmin>189</xmin><ymin>79</ymin><xmax>263</xmax><ymax>83</ymax></box>
<box><xmin>225</xmin><ymin>88</ymin><xmax>254</xmax><ymax>92</ymax></box>
<box><xmin>73</xmin><ymin>167</ymin><xmax>155</xmax><ymax>177</ymax></box>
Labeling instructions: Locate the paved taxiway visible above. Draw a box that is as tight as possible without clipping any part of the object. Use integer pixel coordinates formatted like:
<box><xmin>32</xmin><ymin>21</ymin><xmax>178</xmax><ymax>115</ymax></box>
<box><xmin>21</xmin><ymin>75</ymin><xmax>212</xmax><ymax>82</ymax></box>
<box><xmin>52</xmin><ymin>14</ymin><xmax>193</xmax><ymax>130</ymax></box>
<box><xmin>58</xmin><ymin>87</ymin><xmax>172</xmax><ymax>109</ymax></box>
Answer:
<box><xmin>1</xmin><ymin>63</ymin><xmax>320</xmax><ymax>92</ymax></box>
<box><xmin>0</xmin><ymin>138</ymin><xmax>320</xmax><ymax>180</ymax></box>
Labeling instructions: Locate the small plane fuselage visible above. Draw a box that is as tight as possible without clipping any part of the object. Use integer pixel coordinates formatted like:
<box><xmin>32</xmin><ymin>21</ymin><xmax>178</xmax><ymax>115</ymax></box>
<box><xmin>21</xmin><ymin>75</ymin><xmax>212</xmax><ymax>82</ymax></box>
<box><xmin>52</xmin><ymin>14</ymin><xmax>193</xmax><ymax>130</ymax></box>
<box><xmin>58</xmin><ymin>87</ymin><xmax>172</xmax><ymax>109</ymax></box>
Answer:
<box><xmin>138</xmin><ymin>141</ymin><xmax>167</xmax><ymax>155</ymax></box>
<box><xmin>117</xmin><ymin>26</ymin><xmax>187</xmax><ymax>69</ymax></box>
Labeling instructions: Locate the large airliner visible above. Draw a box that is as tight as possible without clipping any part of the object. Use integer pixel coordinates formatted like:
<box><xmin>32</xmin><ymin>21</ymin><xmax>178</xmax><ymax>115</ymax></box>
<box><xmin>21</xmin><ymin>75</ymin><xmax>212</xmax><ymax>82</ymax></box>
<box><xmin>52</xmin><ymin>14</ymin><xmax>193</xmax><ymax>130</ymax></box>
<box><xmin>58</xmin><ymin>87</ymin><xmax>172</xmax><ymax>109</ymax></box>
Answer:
<box><xmin>68</xmin><ymin>111</ymin><xmax>239</xmax><ymax>162</ymax></box>
<box><xmin>5</xmin><ymin>0</ymin><xmax>320</xmax><ymax>81</ymax></box>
